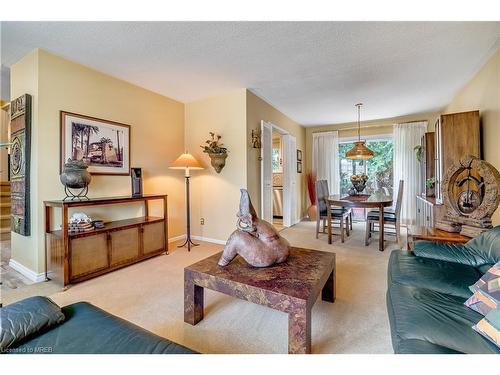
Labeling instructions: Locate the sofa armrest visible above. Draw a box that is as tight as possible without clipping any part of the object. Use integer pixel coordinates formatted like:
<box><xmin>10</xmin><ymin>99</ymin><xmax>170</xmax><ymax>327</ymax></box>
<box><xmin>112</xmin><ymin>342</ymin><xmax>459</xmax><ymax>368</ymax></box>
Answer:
<box><xmin>413</xmin><ymin>240</ymin><xmax>489</xmax><ymax>267</ymax></box>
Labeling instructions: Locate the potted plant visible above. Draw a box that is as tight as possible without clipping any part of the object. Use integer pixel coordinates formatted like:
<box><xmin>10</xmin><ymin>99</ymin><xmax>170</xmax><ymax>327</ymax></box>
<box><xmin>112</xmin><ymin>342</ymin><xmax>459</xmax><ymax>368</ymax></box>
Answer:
<box><xmin>200</xmin><ymin>132</ymin><xmax>228</xmax><ymax>173</ymax></box>
<box><xmin>306</xmin><ymin>172</ymin><xmax>317</xmax><ymax>220</ymax></box>
<box><xmin>414</xmin><ymin>145</ymin><xmax>423</xmax><ymax>162</ymax></box>
<box><xmin>350</xmin><ymin>173</ymin><xmax>369</xmax><ymax>194</ymax></box>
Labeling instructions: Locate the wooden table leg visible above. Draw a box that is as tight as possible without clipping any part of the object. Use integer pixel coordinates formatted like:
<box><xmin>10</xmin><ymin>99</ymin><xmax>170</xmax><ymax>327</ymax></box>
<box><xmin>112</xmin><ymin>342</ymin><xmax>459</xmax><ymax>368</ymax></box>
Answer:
<box><xmin>379</xmin><ymin>204</ymin><xmax>385</xmax><ymax>252</ymax></box>
<box><xmin>184</xmin><ymin>275</ymin><xmax>204</xmax><ymax>325</ymax></box>
<box><xmin>321</xmin><ymin>269</ymin><xmax>336</xmax><ymax>303</ymax></box>
<box><xmin>327</xmin><ymin>199</ymin><xmax>332</xmax><ymax>244</ymax></box>
<box><xmin>288</xmin><ymin>306</ymin><xmax>311</xmax><ymax>354</ymax></box>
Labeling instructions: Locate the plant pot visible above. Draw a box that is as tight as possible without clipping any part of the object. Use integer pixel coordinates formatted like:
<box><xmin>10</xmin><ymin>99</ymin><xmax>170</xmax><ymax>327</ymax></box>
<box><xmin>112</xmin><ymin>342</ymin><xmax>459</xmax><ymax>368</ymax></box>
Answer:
<box><xmin>208</xmin><ymin>152</ymin><xmax>228</xmax><ymax>173</ymax></box>
<box><xmin>307</xmin><ymin>205</ymin><xmax>317</xmax><ymax>221</ymax></box>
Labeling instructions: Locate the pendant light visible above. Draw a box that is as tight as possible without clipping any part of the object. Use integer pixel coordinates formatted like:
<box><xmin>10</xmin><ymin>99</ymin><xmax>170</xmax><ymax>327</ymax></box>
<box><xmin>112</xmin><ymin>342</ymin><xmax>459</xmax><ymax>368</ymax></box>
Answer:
<box><xmin>345</xmin><ymin>103</ymin><xmax>374</xmax><ymax>159</ymax></box>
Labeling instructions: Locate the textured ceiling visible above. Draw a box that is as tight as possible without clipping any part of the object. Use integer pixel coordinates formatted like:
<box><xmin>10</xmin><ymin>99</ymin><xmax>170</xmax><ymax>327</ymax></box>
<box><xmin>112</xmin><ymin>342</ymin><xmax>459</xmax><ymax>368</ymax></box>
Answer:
<box><xmin>1</xmin><ymin>22</ymin><xmax>499</xmax><ymax>125</ymax></box>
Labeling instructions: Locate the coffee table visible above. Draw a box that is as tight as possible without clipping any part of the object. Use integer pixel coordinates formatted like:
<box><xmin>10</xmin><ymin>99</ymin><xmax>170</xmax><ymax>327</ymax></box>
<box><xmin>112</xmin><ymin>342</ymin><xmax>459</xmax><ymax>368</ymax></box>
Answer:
<box><xmin>184</xmin><ymin>247</ymin><xmax>336</xmax><ymax>354</ymax></box>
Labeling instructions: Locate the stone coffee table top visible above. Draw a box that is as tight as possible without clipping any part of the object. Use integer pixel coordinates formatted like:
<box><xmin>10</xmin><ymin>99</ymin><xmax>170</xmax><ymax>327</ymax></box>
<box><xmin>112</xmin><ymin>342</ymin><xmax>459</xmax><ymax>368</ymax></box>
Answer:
<box><xmin>184</xmin><ymin>247</ymin><xmax>336</xmax><ymax>353</ymax></box>
<box><xmin>185</xmin><ymin>247</ymin><xmax>335</xmax><ymax>303</ymax></box>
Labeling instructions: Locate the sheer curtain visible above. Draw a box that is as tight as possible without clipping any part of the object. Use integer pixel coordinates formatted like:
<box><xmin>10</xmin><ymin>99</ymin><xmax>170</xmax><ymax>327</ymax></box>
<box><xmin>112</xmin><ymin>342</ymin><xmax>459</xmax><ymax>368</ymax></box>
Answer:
<box><xmin>393</xmin><ymin>121</ymin><xmax>427</xmax><ymax>224</ymax></box>
<box><xmin>312</xmin><ymin>131</ymin><xmax>340</xmax><ymax>194</ymax></box>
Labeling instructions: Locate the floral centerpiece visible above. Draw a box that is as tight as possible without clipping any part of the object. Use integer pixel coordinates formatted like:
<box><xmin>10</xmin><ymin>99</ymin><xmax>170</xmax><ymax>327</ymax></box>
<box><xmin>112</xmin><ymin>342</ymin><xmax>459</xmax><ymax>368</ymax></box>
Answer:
<box><xmin>350</xmin><ymin>173</ymin><xmax>369</xmax><ymax>194</ymax></box>
<box><xmin>200</xmin><ymin>132</ymin><xmax>228</xmax><ymax>173</ymax></box>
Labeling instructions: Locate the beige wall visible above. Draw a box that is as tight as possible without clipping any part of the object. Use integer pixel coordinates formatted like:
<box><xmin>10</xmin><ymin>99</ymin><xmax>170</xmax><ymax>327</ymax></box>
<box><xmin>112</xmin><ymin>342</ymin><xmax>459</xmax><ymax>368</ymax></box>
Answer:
<box><xmin>10</xmin><ymin>49</ymin><xmax>186</xmax><ymax>274</ymax></box>
<box><xmin>305</xmin><ymin>112</ymin><xmax>439</xmax><ymax>173</ymax></box>
<box><xmin>444</xmin><ymin>47</ymin><xmax>500</xmax><ymax>225</ymax></box>
<box><xmin>185</xmin><ymin>89</ymin><xmax>247</xmax><ymax>241</ymax></box>
<box><xmin>246</xmin><ymin>90</ymin><xmax>307</xmax><ymax>218</ymax></box>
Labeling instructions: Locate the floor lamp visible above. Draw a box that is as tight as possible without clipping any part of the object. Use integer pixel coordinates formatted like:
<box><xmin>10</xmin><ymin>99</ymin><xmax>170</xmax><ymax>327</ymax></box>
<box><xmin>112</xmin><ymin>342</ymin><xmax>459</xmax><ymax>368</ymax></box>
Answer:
<box><xmin>169</xmin><ymin>152</ymin><xmax>204</xmax><ymax>251</ymax></box>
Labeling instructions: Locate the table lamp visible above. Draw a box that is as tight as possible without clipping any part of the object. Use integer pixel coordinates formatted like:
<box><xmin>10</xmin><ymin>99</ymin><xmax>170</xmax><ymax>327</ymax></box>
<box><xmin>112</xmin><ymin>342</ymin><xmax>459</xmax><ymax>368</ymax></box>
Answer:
<box><xmin>169</xmin><ymin>152</ymin><xmax>204</xmax><ymax>251</ymax></box>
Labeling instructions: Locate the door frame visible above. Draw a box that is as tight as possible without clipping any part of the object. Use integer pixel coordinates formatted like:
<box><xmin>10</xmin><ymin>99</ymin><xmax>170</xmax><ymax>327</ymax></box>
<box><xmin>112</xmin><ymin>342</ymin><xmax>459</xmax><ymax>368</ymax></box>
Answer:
<box><xmin>260</xmin><ymin>120</ymin><xmax>298</xmax><ymax>228</ymax></box>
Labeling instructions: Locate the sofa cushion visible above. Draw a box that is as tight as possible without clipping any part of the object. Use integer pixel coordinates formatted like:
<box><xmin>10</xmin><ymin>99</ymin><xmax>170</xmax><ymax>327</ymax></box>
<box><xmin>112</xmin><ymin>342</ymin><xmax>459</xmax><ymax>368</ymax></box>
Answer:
<box><xmin>1</xmin><ymin>296</ymin><xmax>65</xmax><ymax>352</ymax></box>
<box><xmin>393</xmin><ymin>339</ymin><xmax>462</xmax><ymax>354</ymax></box>
<box><xmin>387</xmin><ymin>284</ymin><xmax>500</xmax><ymax>354</ymax></box>
<box><xmin>388</xmin><ymin>250</ymin><xmax>481</xmax><ymax>299</ymax></box>
<box><xmin>11</xmin><ymin>302</ymin><xmax>196</xmax><ymax>354</ymax></box>
<box><xmin>413</xmin><ymin>226</ymin><xmax>500</xmax><ymax>268</ymax></box>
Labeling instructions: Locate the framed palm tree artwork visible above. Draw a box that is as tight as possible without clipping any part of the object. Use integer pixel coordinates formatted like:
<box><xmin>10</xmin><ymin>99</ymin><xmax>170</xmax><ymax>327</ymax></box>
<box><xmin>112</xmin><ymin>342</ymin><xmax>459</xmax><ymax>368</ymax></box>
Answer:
<box><xmin>60</xmin><ymin>111</ymin><xmax>131</xmax><ymax>175</ymax></box>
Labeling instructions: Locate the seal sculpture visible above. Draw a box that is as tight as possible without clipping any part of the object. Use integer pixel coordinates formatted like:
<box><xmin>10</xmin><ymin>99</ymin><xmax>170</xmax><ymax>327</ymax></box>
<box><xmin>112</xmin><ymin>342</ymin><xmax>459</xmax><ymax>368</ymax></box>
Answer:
<box><xmin>218</xmin><ymin>189</ymin><xmax>290</xmax><ymax>267</ymax></box>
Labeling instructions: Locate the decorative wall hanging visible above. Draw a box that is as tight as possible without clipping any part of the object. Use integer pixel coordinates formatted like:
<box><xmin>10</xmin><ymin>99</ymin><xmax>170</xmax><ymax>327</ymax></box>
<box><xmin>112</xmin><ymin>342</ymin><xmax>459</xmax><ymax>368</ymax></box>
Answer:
<box><xmin>297</xmin><ymin>161</ymin><xmax>302</xmax><ymax>173</ymax></box>
<box><xmin>10</xmin><ymin>94</ymin><xmax>32</xmax><ymax>236</ymax></box>
<box><xmin>200</xmin><ymin>132</ymin><xmax>228</xmax><ymax>173</ymax></box>
<box><xmin>436</xmin><ymin>155</ymin><xmax>500</xmax><ymax>237</ymax></box>
<box><xmin>297</xmin><ymin>149</ymin><xmax>302</xmax><ymax>161</ymax></box>
<box><xmin>251</xmin><ymin>129</ymin><xmax>261</xmax><ymax>149</ymax></box>
<box><xmin>60</xmin><ymin>111</ymin><xmax>130</xmax><ymax>175</ymax></box>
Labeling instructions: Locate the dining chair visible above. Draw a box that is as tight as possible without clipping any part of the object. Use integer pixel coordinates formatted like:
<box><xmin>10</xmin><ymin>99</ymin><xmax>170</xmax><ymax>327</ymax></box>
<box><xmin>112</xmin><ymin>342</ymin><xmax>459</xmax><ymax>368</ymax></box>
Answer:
<box><xmin>315</xmin><ymin>180</ymin><xmax>351</xmax><ymax>242</ymax></box>
<box><xmin>364</xmin><ymin>180</ymin><xmax>404</xmax><ymax>246</ymax></box>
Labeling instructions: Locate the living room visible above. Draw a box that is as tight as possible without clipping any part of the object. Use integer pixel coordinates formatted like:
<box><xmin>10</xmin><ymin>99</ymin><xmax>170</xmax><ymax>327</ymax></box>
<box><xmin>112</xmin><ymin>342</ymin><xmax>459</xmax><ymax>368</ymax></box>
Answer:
<box><xmin>1</xmin><ymin>1</ymin><xmax>500</xmax><ymax>373</ymax></box>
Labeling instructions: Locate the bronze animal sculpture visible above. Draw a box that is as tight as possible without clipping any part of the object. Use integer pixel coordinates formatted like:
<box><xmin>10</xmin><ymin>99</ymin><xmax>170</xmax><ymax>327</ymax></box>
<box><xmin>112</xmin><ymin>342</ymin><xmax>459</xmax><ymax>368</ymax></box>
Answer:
<box><xmin>218</xmin><ymin>189</ymin><xmax>290</xmax><ymax>267</ymax></box>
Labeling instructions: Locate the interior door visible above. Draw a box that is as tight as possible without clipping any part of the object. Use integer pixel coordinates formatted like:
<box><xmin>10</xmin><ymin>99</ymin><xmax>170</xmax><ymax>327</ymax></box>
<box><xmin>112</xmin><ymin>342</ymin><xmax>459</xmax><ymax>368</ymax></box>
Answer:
<box><xmin>283</xmin><ymin>134</ymin><xmax>297</xmax><ymax>227</ymax></box>
<box><xmin>261</xmin><ymin>121</ymin><xmax>273</xmax><ymax>223</ymax></box>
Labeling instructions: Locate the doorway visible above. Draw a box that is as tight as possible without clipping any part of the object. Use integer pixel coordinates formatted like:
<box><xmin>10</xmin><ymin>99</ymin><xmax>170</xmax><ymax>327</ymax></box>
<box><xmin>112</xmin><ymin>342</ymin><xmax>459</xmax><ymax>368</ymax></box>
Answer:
<box><xmin>261</xmin><ymin>121</ymin><xmax>298</xmax><ymax>230</ymax></box>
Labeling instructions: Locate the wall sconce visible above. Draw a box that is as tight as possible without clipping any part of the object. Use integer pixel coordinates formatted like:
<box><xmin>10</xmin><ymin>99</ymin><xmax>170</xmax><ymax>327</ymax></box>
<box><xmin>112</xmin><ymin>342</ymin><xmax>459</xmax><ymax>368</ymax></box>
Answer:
<box><xmin>251</xmin><ymin>129</ymin><xmax>261</xmax><ymax>149</ymax></box>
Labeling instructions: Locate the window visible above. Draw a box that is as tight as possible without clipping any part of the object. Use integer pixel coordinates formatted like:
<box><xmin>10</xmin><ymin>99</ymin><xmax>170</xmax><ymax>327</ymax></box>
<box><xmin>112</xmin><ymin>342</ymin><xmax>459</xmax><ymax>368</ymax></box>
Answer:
<box><xmin>338</xmin><ymin>138</ymin><xmax>394</xmax><ymax>196</ymax></box>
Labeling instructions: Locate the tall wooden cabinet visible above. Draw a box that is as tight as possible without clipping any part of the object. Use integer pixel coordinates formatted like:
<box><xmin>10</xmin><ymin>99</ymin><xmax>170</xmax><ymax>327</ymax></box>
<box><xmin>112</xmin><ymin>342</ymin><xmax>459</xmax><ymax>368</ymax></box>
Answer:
<box><xmin>435</xmin><ymin>110</ymin><xmax>481</xmax><ymax>204</ymax></box>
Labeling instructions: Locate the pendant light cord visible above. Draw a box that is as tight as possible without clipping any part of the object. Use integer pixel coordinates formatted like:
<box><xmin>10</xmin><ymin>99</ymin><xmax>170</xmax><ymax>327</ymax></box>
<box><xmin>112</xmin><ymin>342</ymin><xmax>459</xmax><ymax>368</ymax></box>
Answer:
<box><xmin>355</xmin><ymin>103</ymin><xmax>363</xmax><ymax>142</ymax></box>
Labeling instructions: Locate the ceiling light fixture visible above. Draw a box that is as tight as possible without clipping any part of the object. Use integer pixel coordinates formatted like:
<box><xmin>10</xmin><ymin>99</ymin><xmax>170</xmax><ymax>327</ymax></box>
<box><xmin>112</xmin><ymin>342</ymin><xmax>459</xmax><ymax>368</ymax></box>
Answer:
<box><xmin>345</xmin><ymin>103</ymin><xmax>374</xmax><ymax>159</ymax></box>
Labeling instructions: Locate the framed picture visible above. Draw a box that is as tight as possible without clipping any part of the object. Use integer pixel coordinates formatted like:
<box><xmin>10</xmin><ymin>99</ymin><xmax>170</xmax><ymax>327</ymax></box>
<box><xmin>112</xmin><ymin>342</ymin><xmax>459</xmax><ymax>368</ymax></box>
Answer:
<box><xmin>60</xmin><ymin>111</ymin><xmax>131</xmax><ymax>175</ymax></box>
<box><xmin>297</xmin><ymin>161</ymin><xmax>302</xmax><ymax>173</ymax></box>
<box><xmin>296</xmin><ymin>149</ymin><xmax>302</xmax><ymax>161</ymax></box>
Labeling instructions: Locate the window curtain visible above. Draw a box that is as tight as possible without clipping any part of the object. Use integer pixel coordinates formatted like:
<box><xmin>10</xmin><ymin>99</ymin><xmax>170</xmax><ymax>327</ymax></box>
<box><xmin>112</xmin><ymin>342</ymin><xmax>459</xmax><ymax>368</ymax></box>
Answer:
<box><xmin>312</xmin><ymin>131</ymin><xmax>340</xmax><ymax>194</ymax></box>
<box><xmin>393</xmin><ymin>121</ymin><xmax>427</xmax><ymax>225</ymax></box>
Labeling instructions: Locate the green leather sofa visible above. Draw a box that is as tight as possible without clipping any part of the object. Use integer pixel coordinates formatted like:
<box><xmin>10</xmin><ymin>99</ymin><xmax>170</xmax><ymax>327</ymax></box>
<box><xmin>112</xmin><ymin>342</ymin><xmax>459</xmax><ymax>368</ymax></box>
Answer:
<box><xmin>1</xmin><ymin>297</ymin><xmax>197</xmax><ymax>354</ymax></box>
<box><xmin>387</xmin><ymin>225</ymin><xmax>500</xmax><ymax>354</ymax></box>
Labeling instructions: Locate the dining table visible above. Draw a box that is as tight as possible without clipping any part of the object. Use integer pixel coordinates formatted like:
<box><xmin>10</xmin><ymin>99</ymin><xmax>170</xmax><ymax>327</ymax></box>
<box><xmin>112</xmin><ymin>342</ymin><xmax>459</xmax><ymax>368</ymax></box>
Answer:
<box><xmin>326</xmin><ymin>192</ymin><xmax>393</xmax><ymax>251</ymax></box>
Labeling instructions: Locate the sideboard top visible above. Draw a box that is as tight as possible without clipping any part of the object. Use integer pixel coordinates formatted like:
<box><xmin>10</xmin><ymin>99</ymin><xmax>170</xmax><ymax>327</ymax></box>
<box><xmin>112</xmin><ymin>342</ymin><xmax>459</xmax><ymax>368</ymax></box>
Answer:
<box><xmin>44</xmin><ymin>194</ymin><xmax>167</xmax><ymax>207</ymax></box>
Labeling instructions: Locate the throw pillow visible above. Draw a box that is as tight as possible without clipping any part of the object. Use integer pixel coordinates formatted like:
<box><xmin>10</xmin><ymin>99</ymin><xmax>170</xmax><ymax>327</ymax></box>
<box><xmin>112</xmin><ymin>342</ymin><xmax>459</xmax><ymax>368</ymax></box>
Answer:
<box><xmin>470</xmin><ymin>260</ymin><xmax>500</xmax><ymax>293</ymax></box>
<box><xmin>0</xmin><ymin>296</ymin><xmax>65</xmax><ymax>352</ymax></box>
<box><xmin>473</xmin><ymin>309</ymin><xmax>500</xmax><ymax>349</ymax></box>
<box><xmin>465</xmin><ymin>289</ymin><xmax>498</xmax><ymax>315</ymax></box>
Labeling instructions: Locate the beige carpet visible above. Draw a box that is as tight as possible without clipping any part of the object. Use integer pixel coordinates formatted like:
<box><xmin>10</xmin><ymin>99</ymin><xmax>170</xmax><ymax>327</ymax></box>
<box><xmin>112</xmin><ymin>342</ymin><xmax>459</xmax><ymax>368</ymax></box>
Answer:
<box><xmin>1</xmin><ymin>221</ymin><xmax>403</xmax><ymax>354</ymax></box>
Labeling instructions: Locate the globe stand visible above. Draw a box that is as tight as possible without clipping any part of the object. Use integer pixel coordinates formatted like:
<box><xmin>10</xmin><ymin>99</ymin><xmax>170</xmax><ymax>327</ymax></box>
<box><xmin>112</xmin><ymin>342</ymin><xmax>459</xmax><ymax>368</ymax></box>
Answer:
<box><xmin>63</xmin><ymin>185</ymin><xmax>90</xmax><ymax>201</ymax></box>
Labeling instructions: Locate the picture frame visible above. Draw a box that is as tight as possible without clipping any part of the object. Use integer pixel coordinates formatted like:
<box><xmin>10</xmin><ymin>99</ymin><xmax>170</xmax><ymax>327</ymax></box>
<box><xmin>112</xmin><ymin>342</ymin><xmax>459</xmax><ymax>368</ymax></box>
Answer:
<box><xmin>296</xmin><ymin>149</ymin><xmax>302</xmax><ymax>161</ymax></box>
<box><xmin>297</xmin><ymin>161</ymin><xmax>302</xmax><ymax>173</ymax></box>
<box><xmin>60</xmin><ymin>111</ymin><xmax>131</xmax><ymax>175</ymax></box>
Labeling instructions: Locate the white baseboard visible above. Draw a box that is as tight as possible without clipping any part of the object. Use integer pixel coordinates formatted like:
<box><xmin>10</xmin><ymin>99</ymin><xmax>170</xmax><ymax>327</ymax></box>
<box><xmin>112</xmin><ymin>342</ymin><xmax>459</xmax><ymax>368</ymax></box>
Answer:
<box><xmin>168</xmin><ymin>234</ymin><xmax>186</xmax><ymax>243</ymax></box>
<box><xmin>192</xmin><ymin>235</ymin><xmax>227</xmax><ymax>245</ymax></box>
<box><xmin>8</xmin><ymin>259</ymin><xmax>46</xmax><ymax>283</ymax></box>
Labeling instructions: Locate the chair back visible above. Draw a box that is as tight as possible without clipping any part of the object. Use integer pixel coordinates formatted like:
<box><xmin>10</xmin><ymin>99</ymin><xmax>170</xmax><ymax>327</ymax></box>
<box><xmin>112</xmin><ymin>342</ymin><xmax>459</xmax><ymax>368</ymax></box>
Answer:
<box><xmin>315</xmin><ymin>180</ymin><xmax>329</xmax><ymax>217</ymax></box>
<box><xmin>394</xmin><ymin>180</ymin><xmax>404</xmax><ymax>217</ymax></box>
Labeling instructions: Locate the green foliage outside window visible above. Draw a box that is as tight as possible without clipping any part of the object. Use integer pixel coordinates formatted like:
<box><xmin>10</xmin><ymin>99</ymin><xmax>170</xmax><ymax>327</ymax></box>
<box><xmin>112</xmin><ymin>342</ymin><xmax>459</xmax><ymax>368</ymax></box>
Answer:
<box><xmin>339</xmin><ymin>140</ymin><xmax>393</xmax><ymax>195</ymax></box>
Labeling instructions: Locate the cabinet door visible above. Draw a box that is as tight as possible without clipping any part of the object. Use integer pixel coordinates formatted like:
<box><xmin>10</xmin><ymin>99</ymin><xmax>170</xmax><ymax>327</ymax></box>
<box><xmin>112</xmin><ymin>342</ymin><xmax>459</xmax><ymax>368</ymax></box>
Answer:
<box><xmin>143</xmin><ymin>221</ymin><xmax>165</xmax><ymax>255</ymax></box>
<box><xmin>110</xmin><ymin>227</ymin><xmax>140</xmax><ymax>266</ymax></box>
<box><xmin>70</xmin><ymin>234</ymin><xmax>108</xmax><ymax>279</ymax></box>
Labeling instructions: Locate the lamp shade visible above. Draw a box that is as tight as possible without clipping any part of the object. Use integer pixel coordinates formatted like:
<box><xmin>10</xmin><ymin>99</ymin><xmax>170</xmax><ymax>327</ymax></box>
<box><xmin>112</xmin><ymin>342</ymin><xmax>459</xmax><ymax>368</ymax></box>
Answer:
<box><xmin>345</xmin><ymin>141</ymin><xmax>375</xmax><ymax>159</ymax></box>
<box><xmin>169</xmin><ymin>152</ymin><xmax>204</xmax><ymax>170</ymax></box>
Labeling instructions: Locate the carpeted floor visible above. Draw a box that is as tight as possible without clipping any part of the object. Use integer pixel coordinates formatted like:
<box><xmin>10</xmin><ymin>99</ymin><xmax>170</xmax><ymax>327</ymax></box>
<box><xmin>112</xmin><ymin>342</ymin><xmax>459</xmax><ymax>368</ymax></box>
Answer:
<box><xmin>1</xmin><ymin>221</ymin><xmax>403</xmax><ymax>353</ymax></box>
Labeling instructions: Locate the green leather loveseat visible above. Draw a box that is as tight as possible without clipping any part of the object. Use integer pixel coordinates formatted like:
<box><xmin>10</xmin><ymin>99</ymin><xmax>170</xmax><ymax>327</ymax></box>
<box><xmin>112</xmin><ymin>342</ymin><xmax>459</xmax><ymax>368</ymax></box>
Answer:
<box><xmin>387</xmin><ymin>226</ymin><xmax>500</xmax><ymax>354</ymax></box>
<box><xmin>1</xmin><ymin>297</ymin><xmax>197</xmax><ymax>354</ymax></box>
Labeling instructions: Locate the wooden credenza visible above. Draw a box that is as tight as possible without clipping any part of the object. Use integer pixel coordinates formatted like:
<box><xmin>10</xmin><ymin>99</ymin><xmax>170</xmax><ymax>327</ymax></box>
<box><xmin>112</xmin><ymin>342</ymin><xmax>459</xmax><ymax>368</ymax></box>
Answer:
<box><xmin>44</xmin><ymin>195</ymin><xmax>168</xmax><ymax>286</ymax></box>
